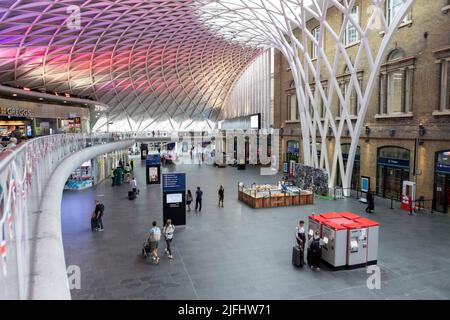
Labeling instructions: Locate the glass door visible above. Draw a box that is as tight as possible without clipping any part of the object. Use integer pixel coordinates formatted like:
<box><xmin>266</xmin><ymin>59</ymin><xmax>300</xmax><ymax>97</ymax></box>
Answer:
<box><xmin>378</xmin><ymin>166</ymin><xmax>408</xmax><ymax>200</ymax></box>
<box><xmin>434</xmin><ymin>174</ymin><xmax>450</xmax><ymax>214</ymax></box>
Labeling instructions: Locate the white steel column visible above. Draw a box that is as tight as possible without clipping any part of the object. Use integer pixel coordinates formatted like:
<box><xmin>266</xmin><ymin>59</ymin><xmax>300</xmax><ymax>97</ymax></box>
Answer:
<box><xmin>200</xmin><ymin>0</ymin><xmax>416</xmax><ymax>194</ymax></box>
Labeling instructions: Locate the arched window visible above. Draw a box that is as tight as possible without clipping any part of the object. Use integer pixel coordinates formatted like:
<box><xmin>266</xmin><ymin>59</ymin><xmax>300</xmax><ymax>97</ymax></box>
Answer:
<box><xmin>388</xmin><ymin>49</ymin><xmax>405</xmax><ymax>61</ymax></box>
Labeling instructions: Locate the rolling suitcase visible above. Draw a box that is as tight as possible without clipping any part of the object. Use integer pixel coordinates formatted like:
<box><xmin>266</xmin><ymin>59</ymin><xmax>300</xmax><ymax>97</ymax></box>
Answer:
<box><xmin>128</xmin><ymin>190</ymin><xmax>136</xmax><ymax>200</ymax></box>
<box><xmin>292</xmin><ymin>245</ymin><xmax>304</xmax><ymax>268</ymax></box>
<box><xmin>90</xmin><ymin>215</ymin><xmax>98</xmax><ymax>231</ymax></box>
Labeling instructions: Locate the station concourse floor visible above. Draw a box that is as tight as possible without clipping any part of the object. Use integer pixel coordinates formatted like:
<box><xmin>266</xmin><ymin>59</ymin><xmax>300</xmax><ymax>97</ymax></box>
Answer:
<box><xmin>61</xmin><ymin>157</ymin><xmax>450</xmax><ymax>300</ymax></box>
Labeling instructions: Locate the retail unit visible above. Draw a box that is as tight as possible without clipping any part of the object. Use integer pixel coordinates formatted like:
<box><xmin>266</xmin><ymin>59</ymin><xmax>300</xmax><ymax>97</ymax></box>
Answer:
<box><xmin>238</xmin><ymin>183</ymin><xmax>313</xmax><ymax>208</ymax></box>
<box><xmin>308</xmin><ymin>214</ymin><xmax>327</xmax><ymax>237</ymax></box>
<box><xmin>343</xmin><ymin>221</ymin><xmax>368</xmax><ymax>269</ymax></box>
<box><xmin>355</xmin><ymin>217</ymin><xmax>380</xmax><ymax>265</ymax></box>
<box><xmin>321</xmin><ymin>220</ymin><xmax>348</xmax><ymax>270</ymax></box>
<box><xmin>307</xmin><ymin>212</ymin><xmax>379</xmax><ymax>270</ymax></box>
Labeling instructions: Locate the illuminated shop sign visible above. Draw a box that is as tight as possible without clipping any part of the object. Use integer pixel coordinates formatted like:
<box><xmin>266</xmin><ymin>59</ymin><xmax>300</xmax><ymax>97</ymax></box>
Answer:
<box><xmin>0</xmin><ymin>107</ymin><xmax>32</xmax><ymax>117</ymax></box>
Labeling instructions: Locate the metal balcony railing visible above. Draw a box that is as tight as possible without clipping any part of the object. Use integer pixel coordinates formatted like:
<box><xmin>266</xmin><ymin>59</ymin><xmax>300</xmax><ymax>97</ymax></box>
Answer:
<box><xmin>0</xmin><ymin>132</ymin><xmax>133</xmax><ymax>299</ymax></box>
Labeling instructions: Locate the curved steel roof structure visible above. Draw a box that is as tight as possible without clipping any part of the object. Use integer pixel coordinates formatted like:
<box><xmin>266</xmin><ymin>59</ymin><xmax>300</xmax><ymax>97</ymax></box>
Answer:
<box><xmin>0</xmin><ymin>0</ymin><xmax>262</xmax><ymax>131</ymax></box>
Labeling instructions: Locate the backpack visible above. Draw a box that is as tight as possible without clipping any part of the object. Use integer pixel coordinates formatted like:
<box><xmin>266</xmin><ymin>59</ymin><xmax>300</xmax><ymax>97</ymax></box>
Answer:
<box><xmin>310</xmin><ymin>238</ymin><xmax>321</xmax><ymax>253</ymax></box>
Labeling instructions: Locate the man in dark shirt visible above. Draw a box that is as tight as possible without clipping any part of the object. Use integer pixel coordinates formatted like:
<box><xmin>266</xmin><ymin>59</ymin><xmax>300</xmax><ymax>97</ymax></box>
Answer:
<box><xmin>195</xmin><ymin>187</ymin><xmax>203</xmax><ymax>212</ymax></box>
<box><xmin>94</xmin><ymin>200</ymin><xmax>105</xmax><ymax>231</ymax></box>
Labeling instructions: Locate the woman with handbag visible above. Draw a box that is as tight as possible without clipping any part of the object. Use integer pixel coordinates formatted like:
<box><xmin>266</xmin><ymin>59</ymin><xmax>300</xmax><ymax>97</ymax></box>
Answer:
<box><xmin>186</xmin><ymin>190</ymin><xmax>193</xmax><ymax>212</ymax></box>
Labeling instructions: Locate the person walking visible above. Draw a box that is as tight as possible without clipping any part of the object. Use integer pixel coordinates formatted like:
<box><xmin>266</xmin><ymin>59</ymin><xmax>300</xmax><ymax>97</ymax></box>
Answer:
<box><xmin>186</xmin><ymin>190</ymin><xmax>193</xmax><ymax>212</ymax></box>
<box><xmin>149</xmin><ymin>221</ymin><xmax>161</xmax><ymax>264</ymax></box>
<box><xmin>94</xmin><ymin>200</ymin><xmax>105</xmax><ymax>231</ymax></box>
<box><xmin>163</xmin><ymin>219</ymin><xmax>175</xmax><ymax>259</ymax></box>
<box><xmin>130</xmin><ymin>159</ymin><xmax>134</xmax><ymax>172</ymax></box>
<box><xmin>111</xmin><ymin>168</ymin><xmax>115</xmax><ymax>186</ymax></box>
<box><xmin>195</xmin><ymin>186</ymin><xmax>203</xmax><ymax>212</ymax></box>
<box><xmin>218</xmin><ymin>185</ymin><xmax>224</xmax><ymax>207</ymax></box>
<box><xmin>366</xmin><ymin>189</ymin><xmax>374</xmax><ymax>213</ymax></box>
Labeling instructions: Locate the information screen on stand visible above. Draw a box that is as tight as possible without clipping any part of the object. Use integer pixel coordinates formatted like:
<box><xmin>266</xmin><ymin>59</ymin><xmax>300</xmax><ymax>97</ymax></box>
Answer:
<box><xmin>162</xmin><ymin>173</ymin><xmax>186</xmax><ymax>225</ymax></box>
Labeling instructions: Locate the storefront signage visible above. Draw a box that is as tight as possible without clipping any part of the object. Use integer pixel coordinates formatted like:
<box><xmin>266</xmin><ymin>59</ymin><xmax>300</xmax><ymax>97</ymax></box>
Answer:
<box><xmin>343</xmin><ymin>153</ymin><xmax>361</xmax><ymax>161</ymax></box>
<box><xmin>287</xmin><ymin>147</ymin><xmax>299</xmax><ymax>154</ymax></box>
<box><xmin>436</xmin><ymin>162</ymin><xmax>450</xmax><ymax>174</ymax></box>
<box><xmin>0</xmin><ymin>107</ymin><xmax>32</xmax><ymax>117</ymax></box>
<box><xmin>378</xmin><ymin>157</ymin><xmax>409</xmax><ymax>169</ymax></box>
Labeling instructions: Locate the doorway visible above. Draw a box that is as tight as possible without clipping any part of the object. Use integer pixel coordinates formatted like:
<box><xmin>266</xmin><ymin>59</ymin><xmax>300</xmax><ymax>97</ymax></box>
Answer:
<box><xmin>377</xmin><ymin>146</ymin><xmax>410</xmax><ymax>200</ymax></box>
<box><xmin>434</xmin><ymin>175</ymin><xmax>449</xmax><ymax>213</ymax></box>
<box><xmin>434</xmin><ymin>150</ymin><xmax>450</xmax><ymax>214</ymax></box>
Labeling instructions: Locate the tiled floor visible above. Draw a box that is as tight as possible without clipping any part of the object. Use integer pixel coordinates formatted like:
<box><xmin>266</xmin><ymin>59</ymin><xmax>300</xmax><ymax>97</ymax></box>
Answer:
<box><xmin>61</xmin><ymin>156</ymin><xmax>450</xmax><ymax>300</ymax></box>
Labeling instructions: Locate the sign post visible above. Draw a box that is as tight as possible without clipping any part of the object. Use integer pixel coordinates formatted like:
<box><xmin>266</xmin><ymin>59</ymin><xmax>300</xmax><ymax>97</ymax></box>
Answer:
<box><xmin>359</xmin><ymin>176</ymin><xmax>370</xmax><ymax>203</ymax></box>
<box><xmin>401</xmin><ymin>181</ymin><xmax>416</xmax><ymax>214</ymax></box>
<box><xmin>146</xmin><ymin>152</ymin><xmax>161</xmax><ymax>185</ymax></box>
<box><xmin>162</xmin><ymin>173</ymin><xmax>186</xmax><ymax>226</ymax></box>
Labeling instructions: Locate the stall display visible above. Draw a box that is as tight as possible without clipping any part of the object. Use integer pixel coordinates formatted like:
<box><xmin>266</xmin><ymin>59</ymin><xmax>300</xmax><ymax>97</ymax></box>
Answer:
<box><xmin>293</xmin><ymin>164</ymin><xmax>329</xmax><ymax>196</ymax></box>
<box><xmin>307</xmin><ymin>212</ymin><xmax>379</xmax><ymax>270</ymax></box>
<box><xmin>238</xmin><ymin>182</ymin><xmax>313</xmax><ymax>208</ymax></box>
<box><xmin>64</xmin><ymin>160</ymin><xmax>94</xmax><ymax>190</ymax></box>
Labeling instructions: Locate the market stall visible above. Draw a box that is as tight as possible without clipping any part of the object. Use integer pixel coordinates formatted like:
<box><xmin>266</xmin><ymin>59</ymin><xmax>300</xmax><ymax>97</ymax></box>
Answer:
<box><xmin>64</xmin><ymin>160</ymin><xmax>94</xmax><ymax>190</ymax></box>
<box><xmin>238</xmin><ymin>182</ymin><xmax>313</xmax><ymax>208</ymax></box>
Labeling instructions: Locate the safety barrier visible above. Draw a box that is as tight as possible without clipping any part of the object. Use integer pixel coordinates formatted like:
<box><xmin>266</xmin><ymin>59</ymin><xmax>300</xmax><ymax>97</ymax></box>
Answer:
<box><xmin>0</xmin><ymin>133</ymin><xmax>133</xmax><ymax>299</ymax></box>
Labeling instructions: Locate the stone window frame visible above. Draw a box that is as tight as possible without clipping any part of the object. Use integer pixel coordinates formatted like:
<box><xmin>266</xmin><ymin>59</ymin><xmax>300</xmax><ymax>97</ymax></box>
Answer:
<box><xmin>311</xmin><ymin>26</ymin><xmax>321</xmax><ymax>60</ymax></box>
<box><xmin>386</xmin><ymin>0</ymin><xmax>413</xmax><ymax>26</ymax></box>
<box><xmin>377</xmin><ymin>49</ymin><xmax>416</xmax><ymax>119</ymax></box>
<box><xmin>286</xmin><ymin>80</ymin><xmax>299</xmax><ymax>122</ymax></box>
<box><xmin>433</xmin><ymin>47</ymin><xmax>450</xmax><ymax>115</ymax></box>
<box><xmin>443</xmin><ymin>0</ymin><xmax>450</xmax><ymax>14</ymax></box>
<box><xmin>343</xmin><ymin>5</ymin><xmax>360</xmax><ymax>47</ymax></box>
<box><xmin>308</xmin><ymin>81</ymin><xmax>328</xmax><ymax>121</ymax></box>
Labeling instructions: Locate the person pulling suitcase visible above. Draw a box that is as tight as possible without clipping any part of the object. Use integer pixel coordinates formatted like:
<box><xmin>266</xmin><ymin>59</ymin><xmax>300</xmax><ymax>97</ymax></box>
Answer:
<box><xmin>128</xmin><ymin>176</ymin><xmax>138</xmax><ymax>200</ymax></box>
<box><xmin>292</xmin><ymin>220</ymin><xmax>306</xmax><ymax>268</ymax></box>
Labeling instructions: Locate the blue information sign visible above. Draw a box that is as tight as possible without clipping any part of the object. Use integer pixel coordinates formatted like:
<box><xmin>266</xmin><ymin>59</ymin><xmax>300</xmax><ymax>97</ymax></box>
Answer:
<box><xmin>146</xmin><ymin>154</ymin><xmax>161</xmax><ymax>165</ymax></box>
<box><xmin>361</xmin><ymin>177</ymin><xmax>370</xmax><ymax>193</ymax></box>
<box><xmin>378</xmin><ymin>157</ymin><xmax>410</xmax><ymax>169</ymax></box>
<box><xmin>436</xmin><ymin>163</ymin><xmax>450</xmax><ymax>174</ymax></box>
<box><xmin>162</xmin><ymin>173</ymin><xmax>186</xmax><ymax>192</ymax></box>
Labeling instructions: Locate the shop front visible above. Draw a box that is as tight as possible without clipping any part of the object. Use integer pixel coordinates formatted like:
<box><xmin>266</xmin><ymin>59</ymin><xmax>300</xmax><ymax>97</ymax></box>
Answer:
<box><xmin>0</xmin><ymin>97</ymin><xmax>90</xmax><ymax>137</ymax></box>
<box><xmin>64</xmin><ymin>149</ymin><xmax>129</xmax><ymax>191</ymax></box>
<box><xmin>376</xmin><ymin>146</ymin><xmax>410</xmax><ymax>200</ymax></box>
<box><xmin>0</xmin><ymin>106</ymin><xmax>34</xmax><ymax>140</ymax></box>
<box><xmin>238</xmin><ymin>182</ymin><xmax>313</xmax><ymax>208</ymax></box>
<box><xmin>64</xmin><ymin>160</ymin><xmax>94</xmax><ymax>190</ymax></box>
<box><xmin>434</xmin><ymin>150</ymin><xmax>450</xmax><ymax>214</ymax></box>
<box><xmin>286</xmin><ymin>140</ymin><xmax>300</xmax><ymax>174</ymax></box>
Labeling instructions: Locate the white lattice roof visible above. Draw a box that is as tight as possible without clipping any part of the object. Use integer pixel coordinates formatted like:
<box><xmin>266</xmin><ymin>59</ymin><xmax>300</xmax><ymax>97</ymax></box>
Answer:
<box><xmin>0</xmin><ymin>0</ymin><xmax>262</xmax><ymax>131</ymax></box>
